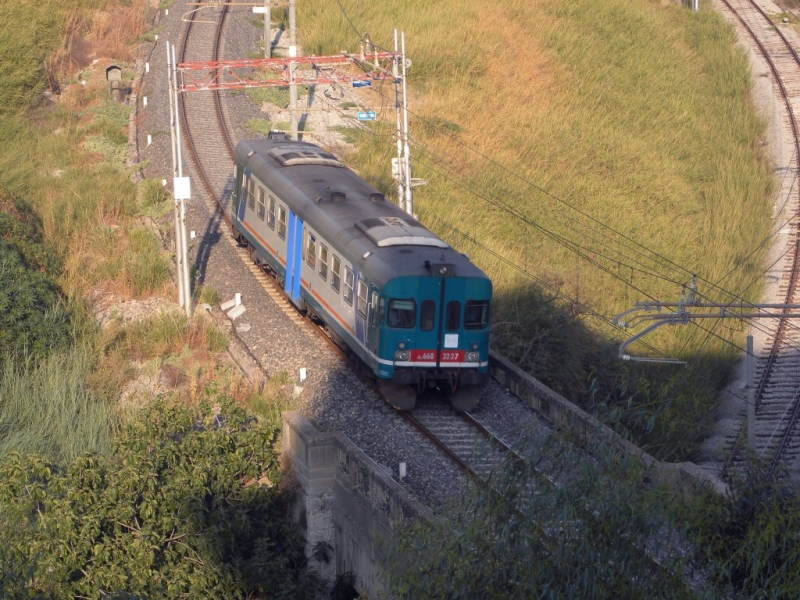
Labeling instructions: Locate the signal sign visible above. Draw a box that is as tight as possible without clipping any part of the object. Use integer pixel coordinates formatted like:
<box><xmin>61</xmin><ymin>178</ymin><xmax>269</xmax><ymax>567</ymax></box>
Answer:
<box><xmin>352</xmin><ymin>80</ymin><xmax>372</xmax><ymax>88</ymax></box>
<box><xmin>357</xmin><ymin>111</ymin><xmax>377</xmax><ymax>121</ymax></box>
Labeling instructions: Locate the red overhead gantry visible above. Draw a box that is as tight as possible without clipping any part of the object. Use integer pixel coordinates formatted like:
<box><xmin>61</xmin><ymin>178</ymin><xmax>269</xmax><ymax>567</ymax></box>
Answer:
<box><xmin>175</xmin><ymin>51</ymin><xmax>398</xmax><ymax>92</ymax></box>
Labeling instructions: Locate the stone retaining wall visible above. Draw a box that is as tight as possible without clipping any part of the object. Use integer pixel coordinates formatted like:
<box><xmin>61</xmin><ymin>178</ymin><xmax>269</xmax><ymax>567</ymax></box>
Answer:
<box><xmin>281</xmin><ymin>411</ymin><xmax>433</xmax><ymax>597</ymax></box>
<box><xmin>488</xmin><ymin>350</ymin><xmax>726</xmax><ymax>496</ymax></box>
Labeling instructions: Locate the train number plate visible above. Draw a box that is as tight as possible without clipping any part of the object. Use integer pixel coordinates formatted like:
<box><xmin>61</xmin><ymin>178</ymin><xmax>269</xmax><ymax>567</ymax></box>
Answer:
<box><xmin>411</xmin><ymin>350</ymin><xmax>437</xmax><ymax>362</ymax></box>
<box><xmin>408</xmin><ymin>350</ymin><xmax>466</xmax><ymax>362</ymax></box>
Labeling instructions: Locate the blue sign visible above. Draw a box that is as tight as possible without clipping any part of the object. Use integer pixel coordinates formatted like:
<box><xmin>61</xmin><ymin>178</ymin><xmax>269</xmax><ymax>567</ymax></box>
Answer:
<box><xmin>357</xmin><ymin>111</ymin><xmax>377</xmax><ymax>121</ymax></box>
<box><xmin>352</xmin><ymin>80</ymin><xmax>372</xmax><ymax>88</ymax></box>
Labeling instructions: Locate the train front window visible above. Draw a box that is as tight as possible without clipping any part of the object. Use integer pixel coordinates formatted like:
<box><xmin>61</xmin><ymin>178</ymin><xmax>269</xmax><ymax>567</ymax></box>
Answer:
<box><xmin>247</xmin><ymin>179</ymin><xmax>256</xmax><ymax>211</ymax></box>
<box><xmin>267</xmin><ymin>195</ymin><xmax>276</xmax><ymax>229</ymax></box>
<box><xmin>331</xmin><ymin>255</ymin><xmax>341</xmax><ymax>293</ymax></box>
<box><xmin>306</xmin><ymin>233</ymin><xmax>317</xmax><ymax>268</ymax></box>
<box><xmin>257</xmin><ymin>187</ymin><xmax>266</xmax><ymax>220</ymax></box>
<box><xmin>446</xmin><ymin>301</ymin><xmax>461</xmax><ymax>331</ymax></box>
<box><xmin>319</xmin><ymin>244</ymin><xmax>329</xmax><ymax>280</ymax></box>
<box><xmin>465</xmin><ymin>300</ymin><xmax>490</xmax><ymax>329</ymax></box>
<box><xmin>420</xmin><ymin>300</ymin><xmax>435</xmax><ymax>331</ymax></box>
<box><xmin>278</xmin><ymin>205</ymin><xmax>287</xmax><ymax>240</ymax></box>
<box><xmin>387</xmin><ymin>300</ymin><xmax>416</xmax><ymax>329</ymax></box>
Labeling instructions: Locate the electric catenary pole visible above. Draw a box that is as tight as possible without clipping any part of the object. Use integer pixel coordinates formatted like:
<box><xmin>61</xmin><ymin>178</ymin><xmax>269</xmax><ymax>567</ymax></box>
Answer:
<box><xmin>616</xmin><ymin>276</ymin><xmax>800</xmax><ymax>449</ymax></box>
<box><xmin>167</xmin><ymin>41</ymin><xmax>192</xmax><ymax>317</ymax></box>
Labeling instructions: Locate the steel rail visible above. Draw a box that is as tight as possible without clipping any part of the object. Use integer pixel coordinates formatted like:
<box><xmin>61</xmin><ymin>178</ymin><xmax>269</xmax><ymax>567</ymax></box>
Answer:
<box><xmin>178</xmin><ymin>0</ymin><xmax>234</xmax><ymax>230</ymax></box>
<box><xmin>718</xmin><ymin>0</ymin><xmax>800</xmax><ymax>470</ymax></box>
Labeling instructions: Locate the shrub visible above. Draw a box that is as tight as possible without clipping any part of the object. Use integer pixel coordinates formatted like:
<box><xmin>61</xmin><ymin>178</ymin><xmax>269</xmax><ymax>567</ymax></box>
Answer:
<box><xmin>0</xmin><ymin>240</ymin><xmax>73</xmax><ymax>360</ymax></box>
<box><xmin>0</xmin><ymin>396</ymin><xmax>323</xmax><ymax>598</ymax></box>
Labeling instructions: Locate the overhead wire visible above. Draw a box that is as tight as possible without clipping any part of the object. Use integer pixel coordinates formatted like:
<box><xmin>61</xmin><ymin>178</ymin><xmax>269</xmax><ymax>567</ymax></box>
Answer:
<box><xmin>323</xmin><ymin>0</ymin><xmax>800</xmax><ymax>356</ymax></box>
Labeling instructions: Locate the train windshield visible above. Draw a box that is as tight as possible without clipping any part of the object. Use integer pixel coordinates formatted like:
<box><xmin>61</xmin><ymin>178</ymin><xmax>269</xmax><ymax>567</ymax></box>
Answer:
<box><xmin>387</xmin><ymin>299</ymin><xmax>416</xmax><ymax>329</ymax></box>
<box><xmin>465</xmin><ymin>300</ymin><xmax>490</xmax><ymax>329</ymax></box>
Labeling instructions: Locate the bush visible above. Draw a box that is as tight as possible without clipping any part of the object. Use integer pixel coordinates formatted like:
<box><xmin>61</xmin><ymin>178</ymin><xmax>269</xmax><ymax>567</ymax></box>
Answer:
<box><xmin>0</xmin><ymin>396</ymin><xmax>323</xmax><ymax>599</ymax></box>
<box><xmin>0</xmin><ymin>239</ymin><xmax>73</xmax><ymax>360</ymax></box>
<box><xmin>687</xmin><ymin>461</ymin><xmax>800</xmax><ymax>598</ymax></box>
<box><xmin>389</xmin><ymin>443</ymin><xmax>698</xmax><ymax>599</ymax></box>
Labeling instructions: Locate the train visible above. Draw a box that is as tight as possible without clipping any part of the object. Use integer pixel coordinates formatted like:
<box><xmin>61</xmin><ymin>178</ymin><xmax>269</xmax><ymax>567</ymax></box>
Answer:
<box><xmin>230</xmin><ymin>132</ymin><xmax>492</xmax><ymax>411</ymax></box>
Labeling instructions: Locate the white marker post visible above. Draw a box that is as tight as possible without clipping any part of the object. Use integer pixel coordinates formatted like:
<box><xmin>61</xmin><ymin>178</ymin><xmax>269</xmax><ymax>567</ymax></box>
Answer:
<box><xmin>252</xmin><ymin>2</ymin><xmax>270</xmax><ymax>58</ymax></box>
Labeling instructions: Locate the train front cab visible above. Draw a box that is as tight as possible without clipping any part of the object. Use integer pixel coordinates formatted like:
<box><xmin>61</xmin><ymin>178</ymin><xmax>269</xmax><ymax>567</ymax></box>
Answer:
<box><xmin>377</xmin><ymin>270</ymin><xmax>491</xmax><ymax>411</ymax></box>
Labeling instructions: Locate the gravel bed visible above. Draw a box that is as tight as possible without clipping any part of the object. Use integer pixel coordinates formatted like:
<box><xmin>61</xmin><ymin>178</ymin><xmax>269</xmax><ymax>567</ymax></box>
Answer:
<box><xmin>131</xmin><ymin>0</ymin><xmax>557</xmax><ymax>511</ymax></box>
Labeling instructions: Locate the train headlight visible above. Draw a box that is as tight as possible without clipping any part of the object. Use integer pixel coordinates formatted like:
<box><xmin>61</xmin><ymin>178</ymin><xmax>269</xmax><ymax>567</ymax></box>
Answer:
<box><xmin>395</xmin><ymin>350</ymin><xmax>410</xmax><ymax>361</ymax></box>
<box><xmin>466</xmin><ymin>351</ymin><xmax>479</xmax><ymax>363</ymax></box>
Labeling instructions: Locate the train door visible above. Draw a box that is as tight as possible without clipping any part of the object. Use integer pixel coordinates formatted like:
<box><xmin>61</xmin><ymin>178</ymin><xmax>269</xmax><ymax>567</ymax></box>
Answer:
<box><xmin>235</xmin><ymin>168</ymin><xmax>248</xmax><ymax>222</ymax></box>
<box><xmin>355</xmin><ymin>277</ymin><xmax>369</xmax><ymax>344</ymax></box>
<box><xmin>438</xmin><ymin>278</ymin><xmax>466</xmax><ymax>367</ymax></box>
<box><xmin>284</xmin><ymin>211</ymin><xmax>304</xmax><ymax>307</ymax></box>
<box><xmin>414</xmin><ymin>270</ymin><xmax>463</xmax><ymax>367</ymax></box>
<box><xmin>366</xmin><ymin>287</ymin><xmax>380</xmax><ymax>353</ymax></box>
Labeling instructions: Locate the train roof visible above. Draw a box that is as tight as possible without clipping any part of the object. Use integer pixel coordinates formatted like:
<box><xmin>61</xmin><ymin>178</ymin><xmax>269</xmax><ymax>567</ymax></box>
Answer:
<box><xmin>235</xmin><ymin>137</ymin><xmax>490</xmax><ymax>289</ymax></box>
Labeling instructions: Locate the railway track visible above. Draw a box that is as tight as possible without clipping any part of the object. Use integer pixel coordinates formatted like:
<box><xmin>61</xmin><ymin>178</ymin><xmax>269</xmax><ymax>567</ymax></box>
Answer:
<box><xmin>164</xmin><ymin>0</ymin><xmax>800</xmax><ymax>489</ymax></box>
<box><xmin>403</xmin><ymin>400</ymin><xmax>517</xmax><ymax>478</ymax></box>
<box><xmin>718</xmin><ymin>0</ymin><xmax>800</xmax><ymax>475</ymax></box>
<box><xmin>169</xmin><ymin>0</ymin><xmax>543</xmax><ymax>491</ymax></box>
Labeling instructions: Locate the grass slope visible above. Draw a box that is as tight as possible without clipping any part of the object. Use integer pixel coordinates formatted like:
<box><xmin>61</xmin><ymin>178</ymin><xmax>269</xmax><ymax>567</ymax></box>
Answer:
<box><xmin>300</xmin><ymin>0</ymin><xmax>774</xmax><ymax>458</ymax></box>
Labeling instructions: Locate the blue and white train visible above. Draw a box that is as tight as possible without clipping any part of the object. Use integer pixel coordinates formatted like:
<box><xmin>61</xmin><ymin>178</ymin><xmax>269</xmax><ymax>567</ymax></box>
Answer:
<box><xmin>231</xmin><ymin>132</ymin><xmax>492</xmax><ymax>410</ymax></box>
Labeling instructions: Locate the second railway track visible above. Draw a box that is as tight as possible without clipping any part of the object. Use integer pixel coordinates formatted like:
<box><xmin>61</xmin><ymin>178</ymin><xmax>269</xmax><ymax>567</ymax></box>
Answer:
<box><xmin>717</xmin><ymin>0</ymin><xmax>800</xmax><ymax>477</ymax></box>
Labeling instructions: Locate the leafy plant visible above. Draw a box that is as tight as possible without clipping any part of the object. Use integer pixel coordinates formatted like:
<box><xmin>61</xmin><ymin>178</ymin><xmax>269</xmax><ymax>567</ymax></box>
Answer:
<box><xmin>0</xmin><ymin>240</ymin><xmax>73</xmax><ymax>360</ymax></box>
<box><xmin>0</xmin><ymin>396</ymin><xmax>323</xmax><ymax>598</ymax></box>
<box><xmin>686</xmin><ymin>459</ymin><xmax>800</xmax><ymax>598</ymax></box>
<box><xmin>389</xmin><ymin>441</ymin><xmax>699</xmax><ymax>599</ymax></box>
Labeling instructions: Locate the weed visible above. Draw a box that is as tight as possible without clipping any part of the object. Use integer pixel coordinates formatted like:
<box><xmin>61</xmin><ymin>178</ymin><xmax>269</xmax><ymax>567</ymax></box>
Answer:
<box><xmin>328</xmin><ymin>125</ymin><xmax>362</xmax><ymax>144</ymax></box>
<box><xmin>197</xmin><ymin>284</ymin><xmax>222</xmax><ymax>306</ymax></box>
<box><xmin>0</xmin><ymin>347</ymin><xmax>114</xmax><ymax>462</ymax></box>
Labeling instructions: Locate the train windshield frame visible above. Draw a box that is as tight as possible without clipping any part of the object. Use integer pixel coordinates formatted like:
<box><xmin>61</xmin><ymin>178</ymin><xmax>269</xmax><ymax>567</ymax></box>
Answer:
<box><xmin>465</xmin><ymin>300</ymin><xmax>490</xmax><ymax>330</ymax></box>
<box><xmin>387</xmin><ymin>299</ymin><xmax>417</xmax><ymax>329</ymax></box>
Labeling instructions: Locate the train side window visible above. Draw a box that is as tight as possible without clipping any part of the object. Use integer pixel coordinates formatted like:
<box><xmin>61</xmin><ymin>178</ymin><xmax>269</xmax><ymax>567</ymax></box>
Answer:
<box><xmin>370</xmin><ymin>292</ymin><xmax>379</xmax><ymax>327</ymax></box>
<box><xmin>267</xmin><ymin>195</ymin><xmax>276</xmax><ymax>229</ymax></box>
<box><xmin>387</xmin><ymin>299</ymin><xmax>416</xmax><ymax>329</ymax></box>
<box><xmin>343</xmin><ymin>267</ymin><xmax>354</xmax><ymax>305</ymax></box>
<box><xmin>357</xmin><ymin>279</ymin><xmax>368</xmax><ymax>318</ymax></box>
<box><xmin>420</xmin><ymin>300</ymin><xmax>435</xmax><ymax>331</ymax></box>
<box><xmin>319</xmin><ymin>244</ymin><xmax>328</xmax><ymax>281</ymax></box>
<box><xmin>465</xmin><ymin>300</ymin><xmax>490</xmax><ymax>329</ymax></box>
<box><xmin>247</xmin><ymin>179</ymin><xmax>256</xmax><ymax>211</ymax></box>
<box><xmin>306</xmin><ymin>232</ymin><xmax>317</xmax><ymax>269</ymax></box>
<box><xmin>277</xmin><ymin>205</ymin><xmax>287</xmax><ymax>240</ymax></box>
<box><xmin>446</xmin><ymin>301</ymin><xmax>461</xmax><ymax>331</ymax></box>
<box><xmin>378</xmin><ymin>297</ymin><xmax>385</xmax><ymax>323</ymax></box>
<box><xmin>331</xmin><ymin>255</ymin><xmax>342</xmax><ymax>293</ymax></box>
<box><xmin>257</xmin><ymin>187</ymin><xmax>266</xmax><ymax>220</ymax></box>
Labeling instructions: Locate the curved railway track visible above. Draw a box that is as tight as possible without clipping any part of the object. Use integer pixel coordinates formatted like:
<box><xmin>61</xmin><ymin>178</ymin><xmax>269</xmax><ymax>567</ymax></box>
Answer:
<box><xmin>165</xmin><ymin>0</ymin><xmax>800</xmax><ymax>486</ymax></box>
<box><xmin>172</xmin><ymin>0</ymin><xmax>530</xmax><ymax>486</ymax></box>
<box><xmin>719</xmin><ymin>0</ymin><xmax>800</xmax><ymax>475</ymax></box>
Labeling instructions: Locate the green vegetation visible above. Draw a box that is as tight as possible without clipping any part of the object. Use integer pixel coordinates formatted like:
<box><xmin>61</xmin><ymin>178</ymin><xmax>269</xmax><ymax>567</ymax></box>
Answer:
<box><xmin>248</xmin><ymin>117</ymin><xmax>288</xmax><ymax>135</ymax></box>
<box><xmin>390</xmin><ymin>446</ymin><xmax>696</xmax><ymax>599</ymax></box>
<box><xmin>687</xmin><ymin>461</ymin><xmax>800</xmax><ymax>597</ymax></box>
<box><xmin>0</xmin><ymin>189</ymin><xmax>74</xmax><ymax>361</ymax></box>
<box><xmin>0</xmin><ymin>396</ymin><xmax>322</xmax><ymax>598</ymax></box>
<box><xmin>0</xmin><ymin>348</ymin><xmax>114</xmax><ymax>462</ymax></box>
<box><xmin>389</xmin><ymin>442</ymin><xmax>800</xmax><ymax>598</ymax></box>
<box><xmin>301</xmin><ymin>0</ymin><xmax>775</xmax><ymax>460</ymax></box>
<box><xmin>0</xmin><ymin>1</ymin><xmax>318</xmax><ymax>596</ymax></box>
<box><xmin>246</xmin><ymin>85</ymin><xmax>292</xmax><ymax>108</ymax></box>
